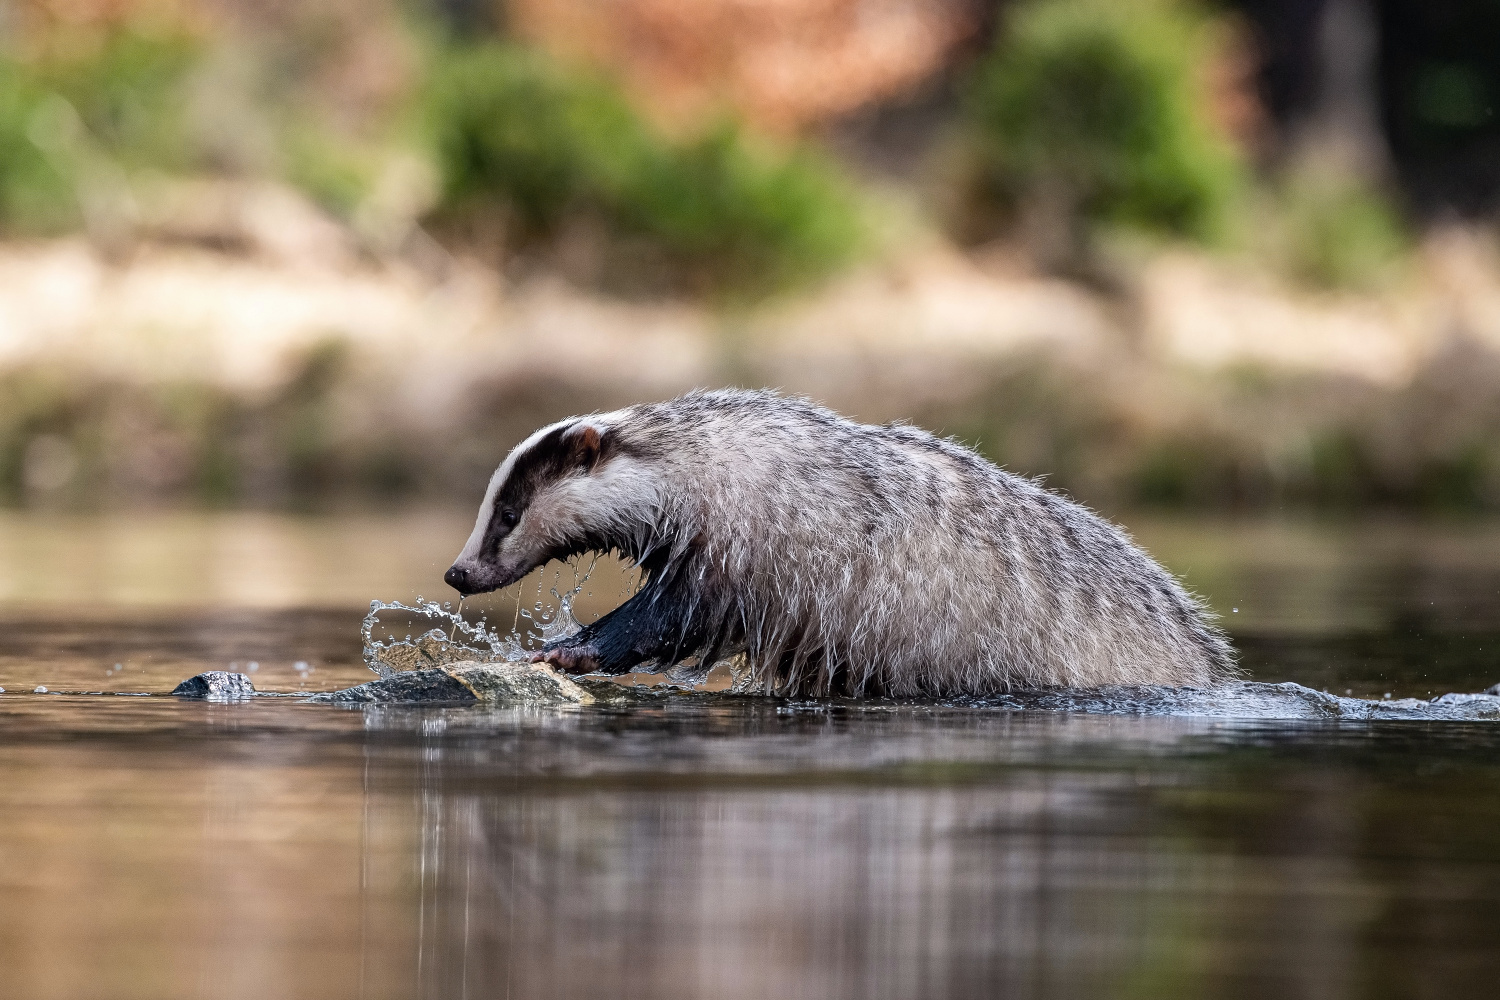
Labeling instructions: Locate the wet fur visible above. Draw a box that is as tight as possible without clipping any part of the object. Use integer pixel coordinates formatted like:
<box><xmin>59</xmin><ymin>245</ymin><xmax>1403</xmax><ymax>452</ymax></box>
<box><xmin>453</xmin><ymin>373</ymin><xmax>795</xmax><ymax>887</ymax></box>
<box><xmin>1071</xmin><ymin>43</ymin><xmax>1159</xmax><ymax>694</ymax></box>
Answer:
<box><xmin>448</xmin><ymin>389</ymin><xmax>1236</xmax><ymax>696</ymax></box>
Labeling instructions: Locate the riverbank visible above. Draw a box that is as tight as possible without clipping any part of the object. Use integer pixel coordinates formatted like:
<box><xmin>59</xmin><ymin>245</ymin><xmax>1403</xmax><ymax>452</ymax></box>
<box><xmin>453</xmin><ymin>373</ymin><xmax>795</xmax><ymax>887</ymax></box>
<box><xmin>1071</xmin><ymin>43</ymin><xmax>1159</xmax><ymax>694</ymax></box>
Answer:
<box><xmin>4</xmin><ymin>192</ymin><xmax>1500</xmax><ymax>509</ymax></box>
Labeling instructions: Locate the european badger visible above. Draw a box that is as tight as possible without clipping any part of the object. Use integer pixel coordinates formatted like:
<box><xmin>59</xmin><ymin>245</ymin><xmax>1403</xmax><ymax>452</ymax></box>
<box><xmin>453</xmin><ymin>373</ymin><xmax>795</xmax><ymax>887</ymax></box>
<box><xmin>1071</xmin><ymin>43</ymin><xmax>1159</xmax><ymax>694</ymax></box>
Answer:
<box><xmin>444</xmin><ymin>389</ymin><xmax>1234</xmax><ymax>695</ymax></box>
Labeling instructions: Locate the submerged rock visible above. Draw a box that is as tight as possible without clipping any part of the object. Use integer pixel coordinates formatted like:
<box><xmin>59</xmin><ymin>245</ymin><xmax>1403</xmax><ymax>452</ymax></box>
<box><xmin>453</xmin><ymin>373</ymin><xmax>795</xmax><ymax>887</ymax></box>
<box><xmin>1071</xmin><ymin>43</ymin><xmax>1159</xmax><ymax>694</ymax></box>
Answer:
<box><xmin>310</xmin><ymin>661</ymin><xmax>595</xmax><ymax>706</ymax></box>
<box><xmin>172</xmin><ymin>671</ymin><xmax>257</xmax><ymax>702</ymax></box>
<box><xmin>971</xmin><ymin>681</ymin><xmax>1500</xmax><ymax>721</ymax></box>
<box><xmin>164</xmin><ymin>661</ymin><xmax>1499</xmax><ymax>720</ymax></box>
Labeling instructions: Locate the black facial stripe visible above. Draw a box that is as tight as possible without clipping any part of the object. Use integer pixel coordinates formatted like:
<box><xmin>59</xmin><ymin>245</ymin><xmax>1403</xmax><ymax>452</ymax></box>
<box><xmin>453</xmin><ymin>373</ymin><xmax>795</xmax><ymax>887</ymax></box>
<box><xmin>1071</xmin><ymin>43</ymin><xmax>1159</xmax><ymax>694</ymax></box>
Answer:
<box><xmin>479</xmin><ymin>427</ymin><xmax>565</xmax><ymax>551</ymax></box>
<box><xmin>478</xmin><ymin>423</ymin><xmax>632</xmax><ymax>555</ymax></box>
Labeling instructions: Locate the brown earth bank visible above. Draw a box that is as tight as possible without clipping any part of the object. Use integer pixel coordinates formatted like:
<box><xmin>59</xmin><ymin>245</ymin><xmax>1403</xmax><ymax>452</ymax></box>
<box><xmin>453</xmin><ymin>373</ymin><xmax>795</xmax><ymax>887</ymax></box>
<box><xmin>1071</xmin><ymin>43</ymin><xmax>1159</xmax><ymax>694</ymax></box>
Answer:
<box><xmin>4</xmin><ymin>187</ymin><xmax>1500</xmax><ymax>511</ymax></box>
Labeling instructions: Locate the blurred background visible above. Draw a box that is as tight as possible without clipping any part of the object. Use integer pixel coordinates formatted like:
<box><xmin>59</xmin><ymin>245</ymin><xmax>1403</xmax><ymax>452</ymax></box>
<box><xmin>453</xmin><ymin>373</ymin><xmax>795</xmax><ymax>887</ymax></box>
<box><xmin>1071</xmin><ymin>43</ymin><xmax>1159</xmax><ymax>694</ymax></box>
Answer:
<box><xmin>9</xmin><ymin>8</ymin><xmax>1500</xmax><ymax>998</ymax></box>
<box><xmin>1</xmin><ymin>0</ymin><xmax>1499</xmax><ymax>518</ymax></box>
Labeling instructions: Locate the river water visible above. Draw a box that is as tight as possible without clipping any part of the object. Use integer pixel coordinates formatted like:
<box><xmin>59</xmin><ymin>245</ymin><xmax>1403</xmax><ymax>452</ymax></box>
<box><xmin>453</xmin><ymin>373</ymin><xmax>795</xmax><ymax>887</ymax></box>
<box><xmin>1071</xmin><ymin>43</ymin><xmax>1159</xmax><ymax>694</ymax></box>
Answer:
<box><xmin>2</xmin><ymin>511</ymin><xmax>1499</xmax><ymax>998</ymax></box>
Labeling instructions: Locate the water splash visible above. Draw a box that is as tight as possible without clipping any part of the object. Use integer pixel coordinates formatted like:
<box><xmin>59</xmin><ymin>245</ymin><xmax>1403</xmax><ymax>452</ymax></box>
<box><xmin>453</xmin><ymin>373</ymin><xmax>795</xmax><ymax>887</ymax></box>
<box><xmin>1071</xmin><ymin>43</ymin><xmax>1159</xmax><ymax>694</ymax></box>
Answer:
<box><xmin>360</xmin><ymin>556</ymin><xmax>609</xmax><ymax>678</ymax></box>
<box><xmin>538</xmin><ymin>592</ymin><xmax>583</xmax><ymax>646</ymax></box>
<box><xmin>361</xmin><ymin>598</ymin><xmax>526</xmax><ymax>678</ymax></box>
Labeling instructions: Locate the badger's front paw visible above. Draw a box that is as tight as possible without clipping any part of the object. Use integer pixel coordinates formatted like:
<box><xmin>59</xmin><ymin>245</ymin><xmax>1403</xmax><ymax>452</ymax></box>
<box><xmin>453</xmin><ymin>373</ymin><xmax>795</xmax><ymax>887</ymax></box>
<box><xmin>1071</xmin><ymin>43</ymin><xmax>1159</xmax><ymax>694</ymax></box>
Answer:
<box><xmin>529</xmin><ymin>644</ymin><xmax>602</xmax><ymax>674</ymax></box>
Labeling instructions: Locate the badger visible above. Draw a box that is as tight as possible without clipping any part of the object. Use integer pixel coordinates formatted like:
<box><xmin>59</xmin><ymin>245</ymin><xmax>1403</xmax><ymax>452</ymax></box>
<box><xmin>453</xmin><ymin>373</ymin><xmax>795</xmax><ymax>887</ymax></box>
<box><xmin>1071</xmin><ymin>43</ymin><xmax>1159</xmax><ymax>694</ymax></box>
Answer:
<box><xmin>444</xmin><ymin>388</ymin><xmax>1234</xmax><ymax>696</ymax></box>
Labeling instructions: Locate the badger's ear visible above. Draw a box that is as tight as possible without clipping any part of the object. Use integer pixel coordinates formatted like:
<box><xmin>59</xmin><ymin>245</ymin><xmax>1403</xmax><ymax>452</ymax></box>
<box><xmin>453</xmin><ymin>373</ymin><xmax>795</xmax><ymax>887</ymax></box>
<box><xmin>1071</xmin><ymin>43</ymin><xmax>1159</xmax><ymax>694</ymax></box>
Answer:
<box><xmin>563</xmin><ymin>420</ymin><xmax>610</xmax><ymax>471</ymax></box>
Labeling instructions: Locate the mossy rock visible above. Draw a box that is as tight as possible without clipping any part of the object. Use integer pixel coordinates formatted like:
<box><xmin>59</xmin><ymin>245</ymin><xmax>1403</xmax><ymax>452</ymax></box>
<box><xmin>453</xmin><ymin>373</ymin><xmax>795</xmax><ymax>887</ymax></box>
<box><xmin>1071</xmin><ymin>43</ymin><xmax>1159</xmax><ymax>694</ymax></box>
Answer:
<box><xmin>311</xmin><ymin>660</ymin><xmax>595</xmax><ymax>706</ymax></box>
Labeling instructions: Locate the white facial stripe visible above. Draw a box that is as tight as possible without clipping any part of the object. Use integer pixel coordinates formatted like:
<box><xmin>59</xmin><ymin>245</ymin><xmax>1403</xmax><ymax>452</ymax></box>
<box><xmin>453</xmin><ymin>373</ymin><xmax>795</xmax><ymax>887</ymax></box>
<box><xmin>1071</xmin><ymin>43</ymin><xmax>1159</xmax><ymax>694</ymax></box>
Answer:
<box><xmin>455</xmin><ymin>410</ymin><xmax>627</xmax><ymax>564</ymax></box>
<box><xmin>484</xmin><ymin>453</ymin><xmax>656</xmax><ymax>571</ymax></box>
<box><xmin>456</xmin><ymin>416</ymin><xmax>581</xmax><ymax>562</ymax></box>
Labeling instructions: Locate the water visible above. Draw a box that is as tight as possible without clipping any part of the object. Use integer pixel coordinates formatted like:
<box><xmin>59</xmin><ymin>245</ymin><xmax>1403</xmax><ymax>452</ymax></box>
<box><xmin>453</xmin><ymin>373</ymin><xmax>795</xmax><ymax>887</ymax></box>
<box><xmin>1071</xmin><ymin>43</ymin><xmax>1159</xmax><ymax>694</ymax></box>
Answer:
<box><xmin>360</xmin><ymin>598</ymin><xmax>526</xmax><ymax>678</ymax></box>
<box><xmin>3</xmin><ymin>511</ymin><xmax>1500</xmax><ymax>998</ymax></box>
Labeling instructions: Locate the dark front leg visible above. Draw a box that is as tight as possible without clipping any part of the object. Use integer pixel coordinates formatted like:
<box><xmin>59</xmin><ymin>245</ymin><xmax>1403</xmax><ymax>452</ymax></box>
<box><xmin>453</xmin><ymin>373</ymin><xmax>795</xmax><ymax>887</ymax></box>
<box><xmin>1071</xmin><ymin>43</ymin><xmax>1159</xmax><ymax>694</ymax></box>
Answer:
<box><xmin>534</xmin><ymin>575</ymin><xmax>719</xmax><ymax>675</ymax></box>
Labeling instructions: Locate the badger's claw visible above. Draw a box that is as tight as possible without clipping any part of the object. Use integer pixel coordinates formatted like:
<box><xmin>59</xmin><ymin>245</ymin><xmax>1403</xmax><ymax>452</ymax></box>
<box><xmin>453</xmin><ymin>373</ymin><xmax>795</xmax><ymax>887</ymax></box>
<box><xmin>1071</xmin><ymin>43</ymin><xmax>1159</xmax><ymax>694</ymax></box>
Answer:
<box><xmin>529</xmin><ymin>644</ymin><xmax>603</xmax><ymax>674</ymax></box>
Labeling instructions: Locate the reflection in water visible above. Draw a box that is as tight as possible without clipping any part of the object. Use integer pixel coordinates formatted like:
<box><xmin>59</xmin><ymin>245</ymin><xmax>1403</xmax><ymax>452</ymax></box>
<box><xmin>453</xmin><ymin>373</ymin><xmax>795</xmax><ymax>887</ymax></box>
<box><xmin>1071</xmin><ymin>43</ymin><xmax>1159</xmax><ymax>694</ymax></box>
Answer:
<box><xmin>2</xmin><ymin>696</ymin><xmax>1500</xmax><ymax>999</ymax></box>
<box><xmin>399</xmin><ymin>776</ymin><xmax>1143</xmax><ymax>998</ymax></box>
<box><xmin>354</xmin><ymin>703</ymin><xmax>1500</xmax><ymax>1000</ymax></box>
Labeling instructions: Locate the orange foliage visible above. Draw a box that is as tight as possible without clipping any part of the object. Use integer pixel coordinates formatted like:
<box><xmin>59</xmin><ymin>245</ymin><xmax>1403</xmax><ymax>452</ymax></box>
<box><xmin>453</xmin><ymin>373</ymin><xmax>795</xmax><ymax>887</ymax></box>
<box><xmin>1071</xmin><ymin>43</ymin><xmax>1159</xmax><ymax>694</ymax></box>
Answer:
<box><xmin>509</xmin><ymin>0</ymin><xmax>983</xmax><ymax>133</ymax></box>
<box><xmin>1200</xmin><ymin>15</ymin><xmax>1271</xmax><ymax>159</ymax></box>
<box><xmin>6</xmin><ymin>1</ymin><xmax>415</xmax><ymax>133</ymax></box>
<box><xmin>8</xmin><ymin>0</ymin><xmax>196</xmax><ymax>32</ymax></box>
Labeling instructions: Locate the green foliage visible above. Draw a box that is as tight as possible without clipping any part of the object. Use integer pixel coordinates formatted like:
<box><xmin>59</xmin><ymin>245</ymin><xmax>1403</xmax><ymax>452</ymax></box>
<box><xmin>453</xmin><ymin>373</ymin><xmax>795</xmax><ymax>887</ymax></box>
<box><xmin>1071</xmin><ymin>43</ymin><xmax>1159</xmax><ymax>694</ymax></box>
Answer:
<box><xmin>1</xmin><ymin>32</ymin><xmax>864</xmax><ymax>290</ymax></box>
<box><xmin>1271</xmin><ymin>169</ymin><xmax>1409</xmax><ymax>290</ymax></box>
<box><xmin>282</xmin><ymin>125</ymin><xmax>381</xmax><ymax>218</ymax></box>
<box><xmin>0</xmin><ymin>27</ymin><xmax>200</xmax><ymax>232</ymax></box>
<box><xmin>427</xmin><ymin>45</ymin><xmax>642</xmax><ymax>227</ymax></box>
<box><xmin>425</xmin><ymin>44</ymin><xmax>862</xmax><ymax>292</ymax></box>
<box><xmin>33</xmin><ymin>29</ymin><xmax>199</xmax><ymax>169</ymax></box>
<box><xmin>965</xmin><ymin>0</ymin><xmax>1241</xmax><ymax>244</ymax></box>
<box><xmin>1131</xmin><ymin>434</ymin><xmax>1265</xmax><ymax>507</ymax></box>
<box><xmin>0</xmin><ymin>61</ymin><xmax>72</xmax><ymax>229</ymax></box>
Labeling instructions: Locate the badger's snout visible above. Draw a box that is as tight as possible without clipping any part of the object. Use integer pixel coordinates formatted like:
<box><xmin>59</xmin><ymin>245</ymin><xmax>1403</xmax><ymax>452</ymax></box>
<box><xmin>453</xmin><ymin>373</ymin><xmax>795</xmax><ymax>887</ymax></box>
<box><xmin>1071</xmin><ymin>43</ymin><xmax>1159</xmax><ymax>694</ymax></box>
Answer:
<box><xmin>443</xmin><ymin>563</ymin><xmax>474</xmax><ymax>595</ymax></box>
<box><xmin>444</xmin><ymin>556</ymin><xmax>531</xmax><ymax>597</ymax></box>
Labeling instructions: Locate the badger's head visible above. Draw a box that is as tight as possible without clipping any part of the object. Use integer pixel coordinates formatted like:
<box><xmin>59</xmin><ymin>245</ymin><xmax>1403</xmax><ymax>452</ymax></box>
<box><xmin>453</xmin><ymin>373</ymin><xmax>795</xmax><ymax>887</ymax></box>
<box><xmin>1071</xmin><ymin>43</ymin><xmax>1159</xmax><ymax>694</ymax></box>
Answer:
<box><xmin>444</xmin><ymin>415</ymin><xmax>649</xmax><ymax>596</ymax></box>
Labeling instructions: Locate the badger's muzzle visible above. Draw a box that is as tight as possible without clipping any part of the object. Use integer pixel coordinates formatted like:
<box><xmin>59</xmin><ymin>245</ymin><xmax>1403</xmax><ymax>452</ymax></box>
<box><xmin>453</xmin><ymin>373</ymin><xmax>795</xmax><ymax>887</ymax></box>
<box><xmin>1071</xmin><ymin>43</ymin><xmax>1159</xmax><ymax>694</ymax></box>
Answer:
<box><xmin>443</xmin><ymin>563</ymin><xmax>474</xmax><ymax>595</ymax></box>
<box><xmin>443</xmin><ymin>556</ymin><xmax>534</xmax><ymax>597</ymax></box>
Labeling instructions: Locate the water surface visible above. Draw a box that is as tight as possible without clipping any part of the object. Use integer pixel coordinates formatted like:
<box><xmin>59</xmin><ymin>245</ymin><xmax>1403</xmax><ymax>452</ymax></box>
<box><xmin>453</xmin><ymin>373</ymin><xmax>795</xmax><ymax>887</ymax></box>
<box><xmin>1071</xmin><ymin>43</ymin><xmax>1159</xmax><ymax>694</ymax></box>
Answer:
<box><xmin>3</xmin><ymin>512</ymin><xmax>1500</xmax><ymax>999</ymax></box>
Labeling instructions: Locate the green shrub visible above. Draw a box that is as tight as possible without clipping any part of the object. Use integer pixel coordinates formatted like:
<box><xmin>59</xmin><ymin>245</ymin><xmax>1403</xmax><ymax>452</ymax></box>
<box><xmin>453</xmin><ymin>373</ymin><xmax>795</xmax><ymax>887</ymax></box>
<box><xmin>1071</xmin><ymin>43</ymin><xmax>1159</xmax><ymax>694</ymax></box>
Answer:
<box><xmin>427</xmin><ymin>44</ymin><xmax>645</xmax><ymax>226</ymax></box>
<box><xmin>1272</xmin><ymin>169</ymin><xmax>1409</xmax><ymax>290</ymax></box>
<box><xmin>0</xmin><ymin>27</ymin><xmax>200</xmax><ymax>232</ymax></box>
<box><xmin>282</xmin><ymin>124</ymin><xmax>382</xmax><ymax>218</ymax></box>
<box><xmin>425</xmin><ymin>44</ymin><xmax>862</xmax><ymax>293</ymax></box>
<box><xmin>0</xmin><ymin>61</ymin><xmax>72</xmax><ymax>229</ymax></box>
<box><xmin>33</xmin><ymin>29</ymin><xmax>199</xmax><ymax>170</ymax></box>
<box><xmin>965</xmin><ymin>0</ymin><xmax>1241</xmax><ymax>250</ymax></box>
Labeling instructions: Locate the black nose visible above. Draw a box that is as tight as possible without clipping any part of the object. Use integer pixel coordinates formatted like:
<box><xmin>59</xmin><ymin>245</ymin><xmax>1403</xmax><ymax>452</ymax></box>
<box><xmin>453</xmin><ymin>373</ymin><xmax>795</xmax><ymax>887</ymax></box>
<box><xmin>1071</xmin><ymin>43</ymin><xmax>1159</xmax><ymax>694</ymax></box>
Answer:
<box><xmin>444</xmin><ymin>564</ymin><xmax>470</xmax><ymax>594</ymax></box>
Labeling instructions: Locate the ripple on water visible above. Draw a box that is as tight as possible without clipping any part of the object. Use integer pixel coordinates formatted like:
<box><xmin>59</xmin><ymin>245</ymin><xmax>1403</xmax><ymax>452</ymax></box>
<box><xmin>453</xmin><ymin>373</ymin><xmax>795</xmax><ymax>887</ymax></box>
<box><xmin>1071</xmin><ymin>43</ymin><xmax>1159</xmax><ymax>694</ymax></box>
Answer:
<box><xmin>957</xmin><ymin>680</ymin><xmax>1500</xmax><ymax>721</ymax></box>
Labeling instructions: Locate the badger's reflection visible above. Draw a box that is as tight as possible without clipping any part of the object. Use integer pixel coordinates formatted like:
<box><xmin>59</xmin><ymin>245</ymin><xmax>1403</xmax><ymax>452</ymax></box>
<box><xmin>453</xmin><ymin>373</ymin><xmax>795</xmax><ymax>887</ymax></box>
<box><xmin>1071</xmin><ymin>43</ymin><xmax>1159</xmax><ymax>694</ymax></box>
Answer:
<box><xmin>355</xmin><ymin>704</ymin><xmax>1373</xmax><ymax>1000</ymax></box>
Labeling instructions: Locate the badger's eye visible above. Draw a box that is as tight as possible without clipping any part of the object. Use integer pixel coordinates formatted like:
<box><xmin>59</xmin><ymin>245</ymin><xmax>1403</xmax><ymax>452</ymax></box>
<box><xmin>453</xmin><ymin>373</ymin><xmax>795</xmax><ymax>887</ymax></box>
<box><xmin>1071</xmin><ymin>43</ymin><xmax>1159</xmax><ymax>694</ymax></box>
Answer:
<box><xmin>500</xmin><ymin>509</ymin><xmax>519</xmax><ymax>528</ymax></box>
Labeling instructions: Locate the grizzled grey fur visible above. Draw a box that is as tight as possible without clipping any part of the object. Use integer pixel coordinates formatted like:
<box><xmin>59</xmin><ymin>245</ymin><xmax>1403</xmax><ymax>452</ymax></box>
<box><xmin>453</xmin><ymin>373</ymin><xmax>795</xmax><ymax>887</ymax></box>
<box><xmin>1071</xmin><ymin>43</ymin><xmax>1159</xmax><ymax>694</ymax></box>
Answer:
<box><xmin>445</xmin><ymin>389</ymin><xmax>1235</xmax><ymax>696</ymax></box>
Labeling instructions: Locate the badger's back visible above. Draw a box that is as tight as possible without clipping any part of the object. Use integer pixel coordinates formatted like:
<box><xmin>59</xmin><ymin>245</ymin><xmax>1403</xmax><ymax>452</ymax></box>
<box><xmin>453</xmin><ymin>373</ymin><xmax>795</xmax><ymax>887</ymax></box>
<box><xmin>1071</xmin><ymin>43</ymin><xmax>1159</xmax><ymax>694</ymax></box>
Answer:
<box><xmin>613</xmin><ymin>390</ymin><xmax>1234</xmax><ymax>695</ymax></box>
